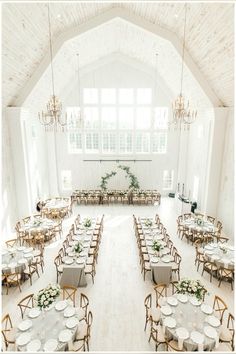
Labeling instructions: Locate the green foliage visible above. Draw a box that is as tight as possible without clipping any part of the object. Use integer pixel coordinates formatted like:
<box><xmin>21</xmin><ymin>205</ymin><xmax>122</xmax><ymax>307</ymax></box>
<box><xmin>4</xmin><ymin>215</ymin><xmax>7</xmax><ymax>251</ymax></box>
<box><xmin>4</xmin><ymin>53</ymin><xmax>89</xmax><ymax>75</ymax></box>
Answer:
<box><xmin>100</xmin><ymin>171</ymin><xmax>117</xmax><ymax>191</ymax></box>
<box><xmin>99</xmin><ymin>165</ymin><xmax>140</xmax><ymax>190</ymax></box>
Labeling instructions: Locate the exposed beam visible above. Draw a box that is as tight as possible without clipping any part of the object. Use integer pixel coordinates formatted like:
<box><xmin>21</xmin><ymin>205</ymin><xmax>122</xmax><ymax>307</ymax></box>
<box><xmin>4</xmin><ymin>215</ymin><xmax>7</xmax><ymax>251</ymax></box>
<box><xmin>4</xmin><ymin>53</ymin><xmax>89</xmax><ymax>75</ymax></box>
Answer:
<box><xmin>14</xmin><ymin>7</ymin><xmax>222</xmax><ymax>107</ymax></box>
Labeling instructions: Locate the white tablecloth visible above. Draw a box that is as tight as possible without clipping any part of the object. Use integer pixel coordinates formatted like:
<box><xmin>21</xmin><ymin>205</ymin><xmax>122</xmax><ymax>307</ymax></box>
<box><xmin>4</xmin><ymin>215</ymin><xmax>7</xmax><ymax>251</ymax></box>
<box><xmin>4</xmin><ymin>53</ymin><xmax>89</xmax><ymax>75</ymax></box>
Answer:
<box><xmin>16</xmin><ymin>300</ymin><xmax>79</xmax><ymax>352</ymax></box>
<box><xmin>2</xmin><ymin>247</ymin><xmax>40</xmax><ymax>275</ymax></box>
<box><xmin>181</xmin><ymin>218</ymin><xmax>218</xmax><ymax>234</ymax></box>
<box><xmin>160</xmin><ymin>294</ymin><xmax>221</xmax><ymax>351</ymax></box>
<box><xmin>202</xmin><ymin>243</ymin><xmax>234</xmax><ymax>269</ymax></box>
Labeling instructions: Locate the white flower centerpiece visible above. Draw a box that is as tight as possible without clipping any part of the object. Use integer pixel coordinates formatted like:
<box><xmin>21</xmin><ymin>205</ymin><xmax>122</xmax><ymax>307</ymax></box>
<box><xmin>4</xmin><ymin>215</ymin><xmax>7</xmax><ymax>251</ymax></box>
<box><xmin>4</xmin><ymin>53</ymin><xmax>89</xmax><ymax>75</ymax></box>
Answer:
<box><xmin>73</xmin><ymin>242</ymin><xmax>83</xmax><ymax>256</ymax></box>
<box><xmin>83</xmin><ymin>218</ymin><xmax>92</xmax><ymax>228</ymax></box>
<box><xmin>36</xmin><ymin>284</ymin><xmax>61</xmax><ymax>312</ymax></box>
<box><xmin>152</xmin><ymin>240</ymin><xmax>164</xmax><ymax>256</ymax></box>
<box><xmin>176</xmin><ymin>279</ymin><xmax>207</xmax><ymax>301</ymax></box>
<box><xmin>194</xmin><ymin>216</ymin><xmax>204</xmax><ymax>226</ymax></box>
<box><xmin>144</xmin><ymin>219</ymin><xmax>153</xmax><ymax>228</ymax></box>
<box><xmin>219</xmin><ymin>244</ymin><xmax>228</xmax><ymax>254</ymax></box>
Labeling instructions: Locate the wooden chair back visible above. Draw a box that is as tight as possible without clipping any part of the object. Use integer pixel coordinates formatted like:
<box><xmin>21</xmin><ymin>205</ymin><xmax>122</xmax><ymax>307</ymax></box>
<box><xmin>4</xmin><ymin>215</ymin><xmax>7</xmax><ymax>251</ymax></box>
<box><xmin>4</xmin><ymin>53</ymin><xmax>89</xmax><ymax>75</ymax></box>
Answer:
<box><xmin>62</xmin><ymin>285</ymin><xmax>77</xmax><ymax>306</ymax></box>
<box><xmin>17</xmin><ymin>294</ymin><xmax>34</xmax><ymax>319</ymax></box>
<box><xmin>213</xmin><ymin>295</ymin><xmax>228</xmax><ymax>323</ymax></box>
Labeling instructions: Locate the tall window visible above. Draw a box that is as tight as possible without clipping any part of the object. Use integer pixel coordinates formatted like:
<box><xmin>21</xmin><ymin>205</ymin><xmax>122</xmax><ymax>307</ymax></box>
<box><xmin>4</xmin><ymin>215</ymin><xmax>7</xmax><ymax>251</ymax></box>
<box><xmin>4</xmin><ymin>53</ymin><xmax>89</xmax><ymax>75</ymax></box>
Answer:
<box><xmin>163</xmin><ymin>170</ymin><xmax>174</xmax><ymax>190</ymax></box>
<box><xmin>68</xmin><ymin>88</ymin><xmax>169</xmax><ymax>155</ymax></box>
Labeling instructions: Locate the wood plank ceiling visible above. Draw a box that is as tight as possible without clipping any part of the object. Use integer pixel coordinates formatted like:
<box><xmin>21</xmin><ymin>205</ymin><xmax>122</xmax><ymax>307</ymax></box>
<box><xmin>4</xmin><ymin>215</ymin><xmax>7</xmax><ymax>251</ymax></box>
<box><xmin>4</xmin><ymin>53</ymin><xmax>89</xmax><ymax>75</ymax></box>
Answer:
<box><xmin>2</xmin><ymin>2</ymin><xmax>234</xmax><ymax>107</ymax></box>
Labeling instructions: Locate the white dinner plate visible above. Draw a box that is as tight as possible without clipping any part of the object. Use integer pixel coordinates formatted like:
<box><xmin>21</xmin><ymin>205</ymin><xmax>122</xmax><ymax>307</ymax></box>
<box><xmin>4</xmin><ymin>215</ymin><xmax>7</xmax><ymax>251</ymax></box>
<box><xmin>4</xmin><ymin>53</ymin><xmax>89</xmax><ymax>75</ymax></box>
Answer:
<box><xmin>76</xmin><ymin>259</ymin><xmax>85</xmax><ymax>264</ymax></box>
<box><xmin>154</xmin><ymin>234</ymin><xmax>164</xmax><ymax>240</ymax></box>
<box><xmin>24</xmin><ymin>253</ymin><xmax>33</xmax><ymax>259</ymax></box>
<box><xmin>8</xmin><ymin>262</ymin><xmax>17</xmax><ymax>268</ymax></box>
<box><xmin>201</xmin><ymin>304</ymin><xmax>213</xmax><ymax>315</ymax></box>
<box><xmin>160</xmin><ymin>305</ymin><xmax>172</xmax><ymax>316</ymax></box>
<box><xmin>55</xmin><ymin>300</ymin><xmax>68</xmax><ymax>311</ymax></box>
<box><xmin>18</xmin><ymin>319</ymin><xmax>32</xmax><ymax>332</ymax></box>
<box><xmin>16</xmin><ymin>332</ymin><xmax>31</xmax><ymax>346</ymax></box>
<box><xmin>177</xmin><ymin>294</ymin><xmax>188</xmax><ymax>303</ymax></box>
<box><xmin>206</xmin><ymin>315</ymin><xmax>221</xmax><ymax>328</ymax></box>
<box><xmin>211</xmin><ymin>243</ymin><xmax>218</xmax><ymax>248</ymax></box>
<box><xmin>26</xmin><ymin>339</ymin><xmax>41</xmax><ymax>352</ymax></box>
<box><xmin>205</xmin><ymin>250</ymin><xmax>214</xmax><ymax>255</ymax></box>
<box><xmin>167</xmin><ymin>297</ymin><xmax>178</xmax><ymax>306</ymax></box>
<box><xmin>151</xmin><ymin>257</ymin><xmax>159</xmax><ymax>263</ymax></box>
<box><xmin>190</xmin><ymin>331</ymin><xmax>204</xmax><ymax>344</ymax></box>
<box><xmin>66</xmin><ymin>317</ymin><xmax>78</xmax><ymax>329</ymax></box>
<box><xmin>18</xmin><ymin>258</ymin><xmax>27</xmax><ymax>264</ymax></box>
<box><xmin>28</xmin><ymin>308</ymin><xmax>41</xmax><ymax>318</ymax></box>
<box><xmin>211</xmin><ymin>254</ymin><xmax>221</xmax><ymax>261</ymax></box>
<box><xmin>44</xmin><ymin>339</ymin><xmax>58</xmax><ymax>351</ymax></box>
<box><xmin>189</xmin><ymin>297</ymin><xmax>201</xmax><ymax>306</ymax></box>
<box><xmin>80</xmin><ymin>251</ymin><xmax>87</xmax><ymax>257</ymax></box>
<box><xmin>204</xmin><ymin>326</ymin><xmax>217</xmax><ymax>339</ymax></box>
<box><xmin>163</xmin><ymin>317</ymin><xmax>176</xmax><ymax>329</ymax></box>
<box><xmin>17</xmin><ymin>246</ymin><xmax>26</xmax><ymax>251</ymax></box>
<box><xmin>176</xmin><ymin>327</ymin><xmax>189</xmax><ymax>340</ymax></box>
<box><xmin>64</xmin><ymin>258</ymin><xmax>74</xmax><ymax>265</ymax></box>
<box><xmin>205</xmin><ymin>245</ymin><xmax>213</xmax><ymax>250</ymax></box>
<box><xmin>161</xmin><ymin>256</ymin><xmax>173</xmax><ymax>263</ymax></box>
<box><xmin>23</xmin><ymin>248</ymin><xmax>33</xmax><ymax>253</ymax></box>
<box><xmin>58</xmin><ymin>329</ymin><xmax>73</xmax><ymax>343</ymax></box>
<box><xmin>64</xmin><ymin>307</ymin><xmax>76</xmax><ymax>318</ymax></box>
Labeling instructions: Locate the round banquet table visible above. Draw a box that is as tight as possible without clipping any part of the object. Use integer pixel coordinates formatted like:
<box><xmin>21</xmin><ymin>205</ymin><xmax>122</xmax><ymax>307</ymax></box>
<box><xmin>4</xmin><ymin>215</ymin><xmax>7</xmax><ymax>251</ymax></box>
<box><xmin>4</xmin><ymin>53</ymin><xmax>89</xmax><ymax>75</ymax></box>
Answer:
<box><xmin>2</xmin><ymin>247</ymin><xmax>40</xmax><ymax>275</ymax></box>
<box><xmin>15</xmin><ymin>300</ymin><xmax>80</xmax><ymax>352</ymax></box>
<box><xmin>44</xmin><ymin>199</ymin><xmax>70</xmax><ymax>210</ymax></box>
<box><xmin>202</xmin><ymin>243</ymin><xmax>234</xmax><ymax>269</ymax></box>
<box><xmin>20</xmin><ymin>217</ymin><xmax>58</xmax><ymax>240</ymax></box>
<box><xmin>160</xmin><ymin>294</ymin><xmax>221</xmax><ymax>351</ymax></box>
<box><xmin>181</xmin><ymin>218</ymin><xmax>218</xmax><ymax>234</ymax></box>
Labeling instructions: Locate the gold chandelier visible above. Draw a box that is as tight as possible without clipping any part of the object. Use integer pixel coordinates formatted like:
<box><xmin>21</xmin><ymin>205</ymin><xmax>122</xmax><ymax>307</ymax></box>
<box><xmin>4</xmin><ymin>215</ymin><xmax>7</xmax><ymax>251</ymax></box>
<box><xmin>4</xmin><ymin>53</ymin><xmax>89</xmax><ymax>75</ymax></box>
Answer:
<box><xmin>38</xmin><ymin>4</ymin><xmax>67</xmax><ymax>131</ymax></box>
<box><xmin>171</xmin><ymin>4</ymin><xmax>197</xmax><ymax>130</ymax></box>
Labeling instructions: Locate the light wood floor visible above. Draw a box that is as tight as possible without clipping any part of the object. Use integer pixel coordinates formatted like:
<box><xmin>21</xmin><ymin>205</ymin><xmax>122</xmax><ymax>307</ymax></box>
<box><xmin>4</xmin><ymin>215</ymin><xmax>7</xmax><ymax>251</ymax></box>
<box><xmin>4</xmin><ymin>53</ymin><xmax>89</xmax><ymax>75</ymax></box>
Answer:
<box><xmin>2</xmin><ymin>198</ymin><xmax>234</xmax><ymax>352</ymax></box>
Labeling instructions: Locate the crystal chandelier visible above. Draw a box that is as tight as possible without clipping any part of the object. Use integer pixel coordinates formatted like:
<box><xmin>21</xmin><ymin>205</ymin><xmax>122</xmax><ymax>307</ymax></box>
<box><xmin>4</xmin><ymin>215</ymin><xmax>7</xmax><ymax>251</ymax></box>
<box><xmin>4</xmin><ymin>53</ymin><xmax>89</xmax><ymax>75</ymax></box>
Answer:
<box><xmin>171</xmin><ymin>4</ymin><xmax>197</xmax><ymax>130</ymax></box>
<box><xmin>38</xmin><ymin>4</ymin><xmax>67</xmax><ymax>131</ymax></box>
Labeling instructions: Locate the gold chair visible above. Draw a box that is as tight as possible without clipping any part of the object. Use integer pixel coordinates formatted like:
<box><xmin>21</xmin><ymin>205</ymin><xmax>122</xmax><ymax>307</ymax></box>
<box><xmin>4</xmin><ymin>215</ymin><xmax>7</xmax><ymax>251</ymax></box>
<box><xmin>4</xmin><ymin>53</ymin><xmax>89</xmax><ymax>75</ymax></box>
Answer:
<box><xmin>4</xmin><ymin>273</ymin><xmax>22</xmax><ymax>294</ymax></box>
<box><xmin>5</xmin><ymin>239</ymin><xmax>17</xmax><ymax>248</ymax></box>
<box><xmin>172</xmin><ymin>253</ymin><xmax>181</xmax><ymax>280</ymax></box>
<box><xmin>218</xmin><ymin>267</ymin><xmax>234</xmax><ymax>290</ymax></box>
<box><xmin>213</xmin><ymin>295</ymin><xmax>228</xmax><ymax>324</ymax></box>
<box><xmin>54</xmin><ymin>255</ymin><xmax>63</xmax><ymax>282</ymax></box>
<box><xmin>207</xmin><ymin>216</ymin><xmax>215</xmax><ymax>224</ymax></box>
<box><xmin>1</xmin><ymin>314</ymin><xmax>16</xmax><ymax>351</ymax></box>
<box><xmin>202</xmin><ymin>260</ymin><xmax>218</xmax><ymax>282</ymax></box>
<box><xmin>148</xmin><ymin>316</ymin><xmax>167</xmax><ymax>351</ymax></box>
<box><xmin>62</xmin><ymin>285</ymin><xmax>77</xmax><ymax>307</ymax></box>
<box><xmin>144</xmin><ymin>293</ymin><xmax>161</xmax><ymax>331</ymax></box>
<box><xmin>17</xmin><ymin>294</ymin><xmax>35</xmax><ymax>319</ymax></box>
<box><xmin>154</xmin><ymin>283</ymin><xmax>167</xmax><ymax>307</ymax></box>
<box><xmin>73</xmin><ymin>311</ymin><xmax>93</xmax><ymax>351</ymax></box>
<box><xmin>219</xmin><ymin>313</ymin><xmax>234</xmax><ymax>351</ymax></box>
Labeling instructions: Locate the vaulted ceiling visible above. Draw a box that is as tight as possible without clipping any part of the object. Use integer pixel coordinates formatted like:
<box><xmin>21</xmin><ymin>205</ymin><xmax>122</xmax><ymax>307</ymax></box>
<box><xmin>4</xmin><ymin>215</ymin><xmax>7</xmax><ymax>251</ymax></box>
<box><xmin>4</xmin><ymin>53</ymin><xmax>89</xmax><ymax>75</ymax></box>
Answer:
<box><xmin>2</xmin><ymin>2</ymin><xmax>234</xmax><ymax>108</ymax></box>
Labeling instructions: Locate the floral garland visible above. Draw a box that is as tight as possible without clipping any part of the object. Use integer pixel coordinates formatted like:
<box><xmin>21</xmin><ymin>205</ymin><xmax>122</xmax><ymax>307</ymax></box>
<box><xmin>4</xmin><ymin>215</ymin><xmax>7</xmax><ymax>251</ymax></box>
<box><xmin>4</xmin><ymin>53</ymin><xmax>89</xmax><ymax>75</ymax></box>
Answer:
<box><xmin>99</xmin><ymin>165</ymin><xmax>140</xmax><ymax>191</ymax></box>
<box><xmin>176</xmin><ymin>279</ymin><xmax>207</xmax><ymax>301</ymax></box>
<box><xmin>36</xmin><ymin>284</ymin><xmax>61</xmax><ymax>309</ymax></box>
<box><xmin>100</xmin><ymin>171</ymin><xmax>117</xmax><ymax>191</ymax></box>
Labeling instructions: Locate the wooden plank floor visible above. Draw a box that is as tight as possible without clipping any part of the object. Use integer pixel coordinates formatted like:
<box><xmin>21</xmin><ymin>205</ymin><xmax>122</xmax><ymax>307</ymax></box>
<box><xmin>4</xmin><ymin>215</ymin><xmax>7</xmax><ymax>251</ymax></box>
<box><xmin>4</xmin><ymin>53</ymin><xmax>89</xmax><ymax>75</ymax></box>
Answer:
<box><xmin>2</xmin><ymin>198</ymin><xmax>234</xmax><ymax>352</ymax></box>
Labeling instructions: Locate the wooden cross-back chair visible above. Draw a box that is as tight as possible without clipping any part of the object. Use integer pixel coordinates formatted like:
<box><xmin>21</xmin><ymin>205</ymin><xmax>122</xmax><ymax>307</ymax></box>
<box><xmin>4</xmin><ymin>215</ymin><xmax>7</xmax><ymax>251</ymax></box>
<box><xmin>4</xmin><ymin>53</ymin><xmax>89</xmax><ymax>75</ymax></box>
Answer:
<box><xmin>17</xmin><ymin>294</ymin><xmax>35</xmax><ymax>319</ymax></box>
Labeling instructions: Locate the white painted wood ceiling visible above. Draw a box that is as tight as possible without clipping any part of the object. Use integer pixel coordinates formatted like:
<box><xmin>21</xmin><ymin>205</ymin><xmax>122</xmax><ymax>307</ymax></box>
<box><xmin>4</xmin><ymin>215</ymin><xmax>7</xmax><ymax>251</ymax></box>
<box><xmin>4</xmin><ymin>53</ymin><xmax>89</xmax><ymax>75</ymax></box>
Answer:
<box><xmin>2</xmin><ymin>2</ymin><xmax>234</xmax><ymax>107</ymax></box>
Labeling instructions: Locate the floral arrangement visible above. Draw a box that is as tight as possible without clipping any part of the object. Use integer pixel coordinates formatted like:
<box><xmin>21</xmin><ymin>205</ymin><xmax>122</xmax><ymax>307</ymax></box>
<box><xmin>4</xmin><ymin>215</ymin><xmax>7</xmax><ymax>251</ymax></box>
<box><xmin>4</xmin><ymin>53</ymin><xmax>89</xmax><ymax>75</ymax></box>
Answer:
<box><xmin>74</xmin><ymin>242</ymin><xmax>83</xmax><ymax>254</ymax></box>
<box><xmin>176</xmin><ymin>279</ymin><xmax>207</xmax><ymax>301</ymax></box>
<box><xmin>152</xmin><ymin>241</ymin><xmax>164</xmax><ymax>252</ymax></box>
<box><xmin>36</xmin><ymin>284</ymin><xmax>61</xmax><ymax>309</ymax></box>
<box><xmin>195</xmin><ymin>217</ymin><xmax>204</xmax><ymax>226</ymax></box>
<box><xmin>220</xmin><ymin>244</ymin><xmax>228</xmax><ymax>254</ymax></box>
<box><xmin>83</xmin><ymin>218</ymin><xmax>92</xmax><ymax>228</ymax></box>
<box><xmin>144</xmin><ymin>219</ymin><xmax>153</xmax><ymax>227</ymax></box>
